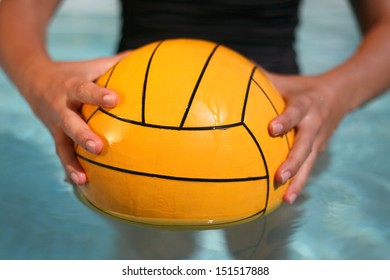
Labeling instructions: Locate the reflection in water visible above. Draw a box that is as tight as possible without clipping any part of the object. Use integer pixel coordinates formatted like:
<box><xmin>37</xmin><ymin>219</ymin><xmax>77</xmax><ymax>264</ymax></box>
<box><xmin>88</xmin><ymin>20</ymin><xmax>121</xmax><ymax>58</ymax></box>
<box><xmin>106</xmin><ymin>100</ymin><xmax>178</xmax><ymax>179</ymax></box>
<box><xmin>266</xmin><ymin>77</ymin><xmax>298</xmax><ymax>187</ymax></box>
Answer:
<box><xmin>107</xmin><ymin>219</ymin><xmax>197</xmax><ymax>259</ymax></box>
<box><xmin>98</xmin><ymin>193</ymin><xmax>306</xmax><ymax>260</ymax></box>
<box><xmin>225</xmin><ymin>199</ymin><xmax>305</xmax><ymax>260</ymax></box>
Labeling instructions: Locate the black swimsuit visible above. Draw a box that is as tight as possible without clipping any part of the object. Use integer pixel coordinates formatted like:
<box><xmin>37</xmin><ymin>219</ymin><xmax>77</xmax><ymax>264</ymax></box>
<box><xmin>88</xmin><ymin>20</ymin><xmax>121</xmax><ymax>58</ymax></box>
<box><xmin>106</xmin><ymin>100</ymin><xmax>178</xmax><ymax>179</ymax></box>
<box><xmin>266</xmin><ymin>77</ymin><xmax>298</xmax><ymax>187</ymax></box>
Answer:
<box><xmin>118</xmin><ymin>0</ymin><xmax>301</xmax><ymax>74</ymax></box>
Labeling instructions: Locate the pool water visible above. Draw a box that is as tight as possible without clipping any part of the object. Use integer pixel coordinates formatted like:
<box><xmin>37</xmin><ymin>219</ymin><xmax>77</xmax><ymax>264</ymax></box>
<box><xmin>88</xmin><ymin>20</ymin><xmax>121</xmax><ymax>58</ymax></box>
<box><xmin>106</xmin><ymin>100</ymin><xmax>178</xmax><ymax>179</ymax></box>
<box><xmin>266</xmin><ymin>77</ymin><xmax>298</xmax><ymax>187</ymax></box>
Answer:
<box><xmin>0</xmin><ymin>0</ymin><xmax>389</xmax><ymax>260</ymax></box>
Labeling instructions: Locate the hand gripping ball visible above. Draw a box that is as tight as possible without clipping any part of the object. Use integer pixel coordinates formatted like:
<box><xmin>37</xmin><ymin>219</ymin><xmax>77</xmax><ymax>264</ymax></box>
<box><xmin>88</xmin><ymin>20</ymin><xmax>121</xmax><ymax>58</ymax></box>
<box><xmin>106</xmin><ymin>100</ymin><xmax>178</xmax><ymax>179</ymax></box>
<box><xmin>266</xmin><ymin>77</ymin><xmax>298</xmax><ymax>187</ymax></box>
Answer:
<box><xmin>75</xmin><ymin>39</ymin><xmax>294</xmax><ymax>228</ymax></box>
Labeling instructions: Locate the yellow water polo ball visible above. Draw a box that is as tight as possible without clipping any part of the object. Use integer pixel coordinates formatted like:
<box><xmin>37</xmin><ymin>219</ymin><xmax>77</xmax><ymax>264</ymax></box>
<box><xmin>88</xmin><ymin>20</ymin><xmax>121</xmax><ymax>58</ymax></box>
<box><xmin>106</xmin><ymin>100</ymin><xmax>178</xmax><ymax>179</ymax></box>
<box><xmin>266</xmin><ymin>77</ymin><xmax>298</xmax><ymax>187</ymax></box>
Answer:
<box><xmin>75</xmin><ymin>38</ymin><xmax>294</xmax><ymax>228</ymax></box>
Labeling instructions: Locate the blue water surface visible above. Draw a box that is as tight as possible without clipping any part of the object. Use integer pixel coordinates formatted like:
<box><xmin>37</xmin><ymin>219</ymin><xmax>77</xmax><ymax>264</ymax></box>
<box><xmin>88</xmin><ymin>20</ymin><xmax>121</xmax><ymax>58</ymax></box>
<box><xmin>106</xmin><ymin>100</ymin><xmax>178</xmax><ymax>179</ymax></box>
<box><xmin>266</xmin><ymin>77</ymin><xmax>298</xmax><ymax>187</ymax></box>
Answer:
<box><xmin>0</xmin><ymin>0</ymin><xmax>389</xmax><ymax>260</ymax></box>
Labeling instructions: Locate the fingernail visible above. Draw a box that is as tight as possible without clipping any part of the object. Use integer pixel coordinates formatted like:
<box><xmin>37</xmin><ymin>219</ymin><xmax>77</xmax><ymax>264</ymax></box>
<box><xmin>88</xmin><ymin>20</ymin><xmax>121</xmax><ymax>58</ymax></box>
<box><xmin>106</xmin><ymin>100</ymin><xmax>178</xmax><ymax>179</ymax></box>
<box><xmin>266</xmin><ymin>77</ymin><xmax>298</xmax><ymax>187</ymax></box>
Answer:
<box><xmin>103</xmin><ymin>94</ymin><xmax>116</xmax><ymax>107</ymax></box>
<box><xmin>286</xmin><ymin>193</ymin><xmax>297</xmax><ymax>204</ymax></box>
<box><xmin>281</xmin><ymin>171</ymin><xmax>291</xmax><ymax>185</ymax></box>
<box><xmin>86</xmin><ymin>140</ymin><xmax>96</xmax><ymax>154</ymax></box>
<box><xmin>70</xmin><ymin>172</ymin><xmax>79</xmax><ymax>185</ymax></box>
<box><xmin>272</xmin><ymin>123</ymin><xmax>283</xmax><ymax>136</ymax></box>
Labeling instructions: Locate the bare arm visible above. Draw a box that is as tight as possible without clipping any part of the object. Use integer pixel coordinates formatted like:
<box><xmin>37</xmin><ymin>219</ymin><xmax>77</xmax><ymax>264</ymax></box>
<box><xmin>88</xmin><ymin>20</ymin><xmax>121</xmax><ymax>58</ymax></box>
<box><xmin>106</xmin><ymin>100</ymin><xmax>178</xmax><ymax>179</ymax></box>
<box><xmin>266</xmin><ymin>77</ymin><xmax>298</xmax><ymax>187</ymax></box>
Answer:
<box><xmin>268</xmin><ymin>0</ymin><xmax>390</xmax><ymax>203</ymax></box>
<box><xmin>324</xmin><ymin>0</ymin><xmax>390</xmax><ymax>109</ymax></box>
<box><xmin>0</xmin><ymin>0</ymin><xmax>60</xmax><ymax>91</ymax></box>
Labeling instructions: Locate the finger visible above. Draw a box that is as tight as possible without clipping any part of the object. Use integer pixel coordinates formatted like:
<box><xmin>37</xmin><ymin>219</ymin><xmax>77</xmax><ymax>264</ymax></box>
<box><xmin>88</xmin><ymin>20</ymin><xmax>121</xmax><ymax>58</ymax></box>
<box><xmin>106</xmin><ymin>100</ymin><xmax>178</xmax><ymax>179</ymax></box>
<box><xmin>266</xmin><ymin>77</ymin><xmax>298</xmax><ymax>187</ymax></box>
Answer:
<box><xmin>65</xmin><ymin>79</ymin><xmax>118</xmax><ymax>108</ymax></box>
<box><xmin>54</xmin><ymin>129</ymin><xmax>87</xmax><ymax>186</ymax></box>
<box><xmin>269</xmin><ymin>96</ymin><xmax>311</xmax><ymax>137</ymax></box>
<box><xmin>283</xmin><ymin>150</ymin><xmax>318</xmax><ymax>204</ymax></box>
<box><xmin>274</xmin><ymin>118</ymin><xmax>319</xmax><ymax>185</ymax></box>
<box><xmin>60</xmin><ymin>109</ymin><xmax>103</xmax><ymax>155</ymax></box>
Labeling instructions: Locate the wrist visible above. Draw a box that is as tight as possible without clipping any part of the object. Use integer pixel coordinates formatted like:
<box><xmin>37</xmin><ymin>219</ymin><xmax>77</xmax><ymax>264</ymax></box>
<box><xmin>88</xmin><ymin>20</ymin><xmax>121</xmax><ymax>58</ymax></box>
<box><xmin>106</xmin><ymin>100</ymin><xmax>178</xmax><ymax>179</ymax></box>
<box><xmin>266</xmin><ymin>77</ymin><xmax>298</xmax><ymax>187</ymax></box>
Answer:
<box><xmin>316</xmin><ymin>69</ymin><xmax>365</xmax><ymax>115</ymax></box>
<box><xmin>18</xmin><ymin>55</ymin><xmax>57</xmax><ymax>102</ymax></box>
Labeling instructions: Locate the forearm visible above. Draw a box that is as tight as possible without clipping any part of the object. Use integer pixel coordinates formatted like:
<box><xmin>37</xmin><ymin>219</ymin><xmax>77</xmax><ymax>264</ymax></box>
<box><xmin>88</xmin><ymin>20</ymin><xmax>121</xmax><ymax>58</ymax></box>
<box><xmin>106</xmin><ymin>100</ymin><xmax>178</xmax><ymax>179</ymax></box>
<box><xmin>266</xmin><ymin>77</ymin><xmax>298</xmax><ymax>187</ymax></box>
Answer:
<box><xmin>322</xmin><ymin>21</ymin><xmax>390</xmax><ymax>111</ymax></box>
<box><xmin>323</xmin><ymin>0</ymin><xmax>390</xmax><ymax>112</ymax></box>
<box><xmin>0</xmin><ymin>0</ymin><xmax>62</xmax><ymax>95</ymax></box>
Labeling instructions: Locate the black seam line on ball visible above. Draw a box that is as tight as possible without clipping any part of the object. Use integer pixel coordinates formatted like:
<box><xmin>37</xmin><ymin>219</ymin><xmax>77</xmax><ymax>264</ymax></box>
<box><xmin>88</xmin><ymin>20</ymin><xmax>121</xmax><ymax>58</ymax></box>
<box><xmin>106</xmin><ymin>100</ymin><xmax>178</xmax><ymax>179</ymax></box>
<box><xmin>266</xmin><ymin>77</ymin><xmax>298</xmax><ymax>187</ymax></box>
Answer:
<box><xmin>180</xmin><ymin>44</ymin><xmax>220</xmax><ymax>128</ymax></box>
<box><xmin>85</xmin><ymin>107</ymin><xmax>100</xmax><ymax>124</ymax></box>
<box><xmin>104</xmin><ymin>61</ymin><xmax>120</xmax><ymax>88</ymax></box>
<box><xmin>251</xmin><ymin>78</ymin><xmax>279</xmax><ymax>116</ymax></box>
<box><xmin>142</xmin><ymin>40</ymin><xmax>164</xmax><ymax>124</ymax></box>
<box><xmin>242</xmin><ymin>123</ymin><xmax>271</xmax><ymax>208</ymax></box>
<box><xmin>251</xmin><ymin>78</ymin><xmax>292</xmax><ymax>151</ymax></box>
<box><xmin>241</xmin><ymin>66</ymin><xmax>257</xmax><ymax>123</ymax></box>
<box><xmin>98</xmin><ymin>107</ymin><xmax>243</xmax><ymax>131</ymax></box>
<box><xmin>76</xmin><ymin>154</ymin><xmax>267</xmax><ymax>183</ymax></box>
